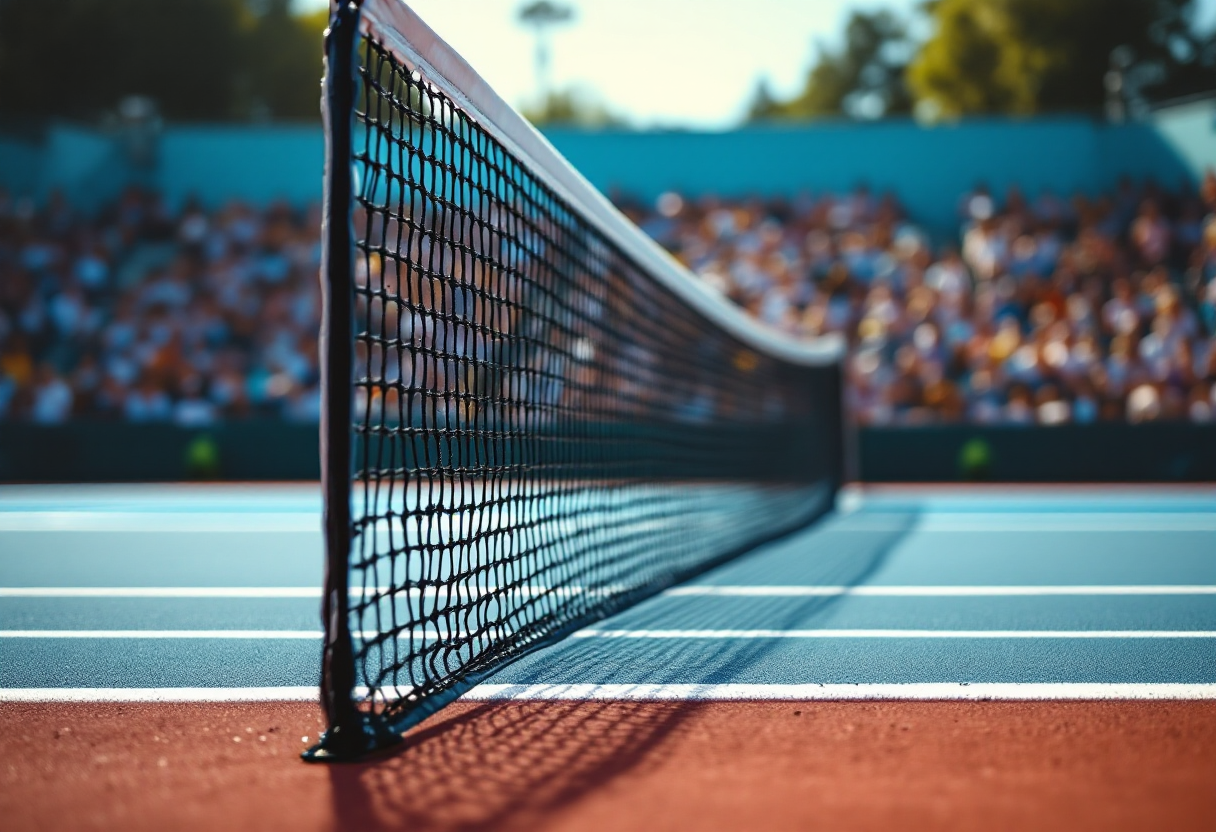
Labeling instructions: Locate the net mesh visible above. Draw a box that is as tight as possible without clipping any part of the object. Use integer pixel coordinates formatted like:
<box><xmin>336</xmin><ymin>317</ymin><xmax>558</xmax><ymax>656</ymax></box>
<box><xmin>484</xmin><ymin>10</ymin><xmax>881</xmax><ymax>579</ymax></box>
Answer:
<box><xmin>319</xmin><ymin>5</ymin><xmax>842</xmax><ymax>749</ymax></box>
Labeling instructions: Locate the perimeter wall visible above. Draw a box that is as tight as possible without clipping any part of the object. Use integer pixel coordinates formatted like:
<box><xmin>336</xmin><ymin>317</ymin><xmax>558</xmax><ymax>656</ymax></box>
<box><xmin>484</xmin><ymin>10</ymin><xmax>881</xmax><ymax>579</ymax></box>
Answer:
<box><xmin>2</xmin><ymin>423</ymin><xmax>1213</xmax><ymax>482</ymax></box>
<box><xmin>2</xmin><ymin>100</ymin><xmax>1212</xmax><ymax>236</ymax></box>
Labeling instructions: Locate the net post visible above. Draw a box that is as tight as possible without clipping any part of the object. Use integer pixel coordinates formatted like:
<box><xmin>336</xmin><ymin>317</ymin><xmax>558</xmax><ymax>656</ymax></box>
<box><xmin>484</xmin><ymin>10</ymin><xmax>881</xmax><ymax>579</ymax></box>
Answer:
<box><xmin>303</xmin><ymin>0</ymin><xmax>401</xmax><ymax>763</ymax></box>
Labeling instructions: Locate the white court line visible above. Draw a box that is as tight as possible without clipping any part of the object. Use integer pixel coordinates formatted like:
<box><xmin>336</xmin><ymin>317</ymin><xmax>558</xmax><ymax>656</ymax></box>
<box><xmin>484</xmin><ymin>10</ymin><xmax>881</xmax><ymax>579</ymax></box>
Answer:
<box><xmin>0</xmin><ymin>629</ymin><xmax>472</xmax><ymax>640</ymax></box>
<box><xmin>575</xmin><ymin>629</ymin><xmax>1216</xmax><ymax>639</ymax></box>
<box><xmin>0</xmin><ymin>588</ymin><xmax>324</xmax><ymax>598</ymax></box>
<box><xmin>0</xmin><ymin>630</ymin><xmax>323</xmax><ymax>639</ymax></box>
<box><xmin>465</xmin><ymin>683</ymin><xmax>1216</xmax><ymax>701</ymax></box>
<box><xmin>4</xmin><ymin>683</ymin><xmax>1216</xmax><ymax>703</ymax></box>
<box><xmin>3</xmin><ymin>511</ymin><xmax>1214</xmax><ymax>533</ymax></box>
<box><xmin>0</xmin><ymin>586</ymin><xmax>615</xmax><ymax>600</ymax></box>
<box><xmin>4</xmin><ymin>629</ymin><xmax>1216</xmax><ymax>639</ymax></box>
<box><xmin>671</xmin><ymin>583</ymin><xmax>1216</xmax><ymax>598</ymax></box>
<box><xmin>912</xmin><ymin>513</ymin><xmax>1216</xmax><ymax>532</ymax></box>
<box><xmin>0</xmin><ymin>687</ymin><xmax>320</xmax><ymax>702</ymax></box>
<box><xmin>5</xmin><ymin>585</ymin><xmax>1216</xmax><ymax>599</ymax></box>
<box><xmin>665</xmin><ymin>585</ymin><xmax>1216</xmax><ymax>597</ymax></box>
<box><xmin>0</xmin><ymin>512</ymin><xmax>319</xmax><ymax>532</ymax></box>
<box><xmin>824</xmin><ymin>516</ymin><xmax>1216</xmax><ymax>533</ymax></box>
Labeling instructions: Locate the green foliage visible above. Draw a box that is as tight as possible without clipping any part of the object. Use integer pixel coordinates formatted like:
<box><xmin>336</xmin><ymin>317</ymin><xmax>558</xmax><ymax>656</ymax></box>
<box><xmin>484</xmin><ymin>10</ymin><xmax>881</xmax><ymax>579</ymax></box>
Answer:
<box><xmin>748</xmin><ymin>10</ymin><xmax>913</xmax><ymax>122</ymax></box>
<box><xmin>522</xmin><ymin>87</ymin><xmax>626</xmax><ymax>129</ymax></box>
<box><xmin>908</xmin><ymin>0</ymin><xmax>1216</xmax><ymax>119</ymax></box>
<box><xmin>748</xmin><ymin>0</ymin><xmax>1213</xmax><ymax>123</ymax></box>
<box><xmin>239</xmin><ymin>2</ymin><xmax>329</xmax><ymax>122</ymax></box>
<box><xmin>0</xmin><ymin>0</ymin><xmax>326</xmax><ymax>122</ymax></box>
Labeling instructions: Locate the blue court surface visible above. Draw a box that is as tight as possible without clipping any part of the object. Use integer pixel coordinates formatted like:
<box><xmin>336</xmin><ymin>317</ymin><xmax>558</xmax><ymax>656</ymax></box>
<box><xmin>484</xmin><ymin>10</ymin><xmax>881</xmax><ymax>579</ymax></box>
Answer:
<box><xmin>2</xmin><ymin>483</ymin><xmax>1215</xmax><ymax>702</ymax></box>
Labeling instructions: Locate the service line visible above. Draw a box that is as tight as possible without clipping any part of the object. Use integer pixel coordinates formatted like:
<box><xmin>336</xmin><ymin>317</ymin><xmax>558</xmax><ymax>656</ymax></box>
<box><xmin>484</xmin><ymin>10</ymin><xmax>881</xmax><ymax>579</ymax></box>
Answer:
<box><xmin>4</xmin><ymin>683</ymin><xmax>1216</xmax><ymax>703</ymax></box>
<box><xmin>4</xmin><ymin>585</ymin><xmax>1216</xmax><ymax>598</ymax></box>
<box><xmin>4</xmin><ymin>628</ymin><xmax>1216</xmax><ymax>639</ymax></box>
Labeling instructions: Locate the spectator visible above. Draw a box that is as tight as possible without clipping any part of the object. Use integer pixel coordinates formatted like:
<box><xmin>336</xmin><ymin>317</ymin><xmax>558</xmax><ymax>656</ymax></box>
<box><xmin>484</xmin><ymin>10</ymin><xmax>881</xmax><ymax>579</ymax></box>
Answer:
<box><xmin>629</xmin><ymin>174</ymin><xmax>1215</xmax><ymax>426</ymax></box>
<box><xmin>1</xmin><ymin>173</ymin><xmax>1213</xmax><ymax>428</ymax></box>
<box><xmin>0</xmin><ymin>187</ymin><xmax>321</xmax><ymax>424</ymax></box>
<box><xmin>30</xmin><ymin>364</ymin><xmax>73</xmax><ymax>423</ymax></box>
<box><xmin>1131</xmin><ymin>199</ymin><xmax>1171</xmax><ymax>266</ymax></box>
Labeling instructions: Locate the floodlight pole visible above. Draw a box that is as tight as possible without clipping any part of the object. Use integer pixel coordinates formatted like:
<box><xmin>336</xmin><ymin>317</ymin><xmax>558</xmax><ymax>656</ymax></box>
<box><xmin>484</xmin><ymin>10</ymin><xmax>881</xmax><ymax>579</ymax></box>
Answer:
<box><xmin>518</xmin><ymin>1</ymin><xmax>575</xmax><ymax>102</ymax></box>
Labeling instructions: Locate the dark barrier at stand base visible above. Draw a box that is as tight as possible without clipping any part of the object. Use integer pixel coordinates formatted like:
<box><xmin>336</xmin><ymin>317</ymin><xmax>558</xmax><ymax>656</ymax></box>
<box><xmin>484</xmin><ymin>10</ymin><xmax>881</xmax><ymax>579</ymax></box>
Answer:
<box><xmin>0</xmin><ymin>422</ymin><xmax>1213</xmax><ymax>483</ymax></box>
<box><xmin>0</xmin><ymin>422</ymin><xmax>321</xmax><ymax>482</ymax></box>
<box><xmin>859</xmin><ymin>424</ymin><xmax>1216</xmax><ymax>482</ymax></box>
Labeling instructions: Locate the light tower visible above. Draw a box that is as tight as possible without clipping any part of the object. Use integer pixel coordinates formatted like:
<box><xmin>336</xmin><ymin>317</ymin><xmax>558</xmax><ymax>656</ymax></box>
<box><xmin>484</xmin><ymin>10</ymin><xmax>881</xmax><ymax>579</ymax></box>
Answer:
<box><xmin>517</xmin><ymin>1</ymin><xmax>575</xmax><ymax>102</ymax></box>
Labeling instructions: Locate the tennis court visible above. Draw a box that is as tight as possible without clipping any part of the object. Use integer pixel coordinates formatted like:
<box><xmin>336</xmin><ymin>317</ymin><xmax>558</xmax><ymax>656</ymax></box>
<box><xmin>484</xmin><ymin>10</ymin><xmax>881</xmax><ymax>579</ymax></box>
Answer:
<box><xmin>4</xmin><ymin>483</ymin><xmax>1216</xmax><ymax>697</ymax></box>
<box><xmin>2</xmin><ymin>482</ymin><xmax>1215</xmax><ymax>829</ymax></box>
<box><xmin>3</xmin><ymin>0</ymin><xmax>1216</xmax><ymax>829</ymax></box>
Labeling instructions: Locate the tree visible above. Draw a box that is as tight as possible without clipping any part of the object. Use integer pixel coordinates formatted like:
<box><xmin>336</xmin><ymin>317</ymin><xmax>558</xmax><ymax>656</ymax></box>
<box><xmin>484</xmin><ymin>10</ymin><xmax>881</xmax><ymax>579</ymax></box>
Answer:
<box><xmin>0</xmin><ymin>0</ymin><xmax>246</xmax><ymax>122</ymax></box>
<box><xmin>521</xmin><ymin>87</ymin><xmax>625</xmax><ymax>129</ymax></box>
<box><xmin>747</xmin><ymin>10</ymin><xmax>913</xmax><ymax>122</ymax></box>
<box><xmin>907</xmin><ymin>0</ymin><xmax>1216</xmax><ymax>119</ymax></box>
<box><xmin>745</xmin><ymin>79</ymin><xmax>782</xmax><ymax>122</ymax></box>
<box><xmin>0</xmin><ymin>0</ymin><xmax>327</xmax><ymax>123</ymax></box>
<box><xmin>240</xmin><ymin>1</ymin><xmax>329</xmax><ymax>121</ymax></box>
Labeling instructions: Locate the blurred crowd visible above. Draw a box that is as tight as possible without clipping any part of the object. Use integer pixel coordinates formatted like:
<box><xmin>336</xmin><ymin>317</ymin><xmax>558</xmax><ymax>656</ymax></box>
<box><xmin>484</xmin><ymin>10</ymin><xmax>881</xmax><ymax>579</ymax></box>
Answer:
<box><xmin>2</xmin><ymin>172</ymin><xmax>1215</xmax><ymax>426</ymax></box>
<box><xmin>0</xmin><ymin>188</ymin><xmax>321</xmax><ymax>425</ymax></box>
<box><xmin>622</xmin><ymin>173</ymin><xmax>1216</xmax><ymax>425</ymax></box>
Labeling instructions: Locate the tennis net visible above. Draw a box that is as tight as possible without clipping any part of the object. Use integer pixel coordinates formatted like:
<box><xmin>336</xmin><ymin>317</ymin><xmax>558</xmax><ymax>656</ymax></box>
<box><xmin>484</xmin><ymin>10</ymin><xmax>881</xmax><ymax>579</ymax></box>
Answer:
<box><xmin>307</xmin><ymin>0</ymin><xmax>848</xmax><ymax>760</ymax></box>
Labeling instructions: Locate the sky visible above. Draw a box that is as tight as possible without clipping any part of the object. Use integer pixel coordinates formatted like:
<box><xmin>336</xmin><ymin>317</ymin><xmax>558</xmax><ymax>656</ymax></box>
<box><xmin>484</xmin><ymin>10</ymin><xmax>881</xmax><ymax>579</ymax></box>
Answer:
<box><xmin>301</xmin><ymin>0</ymin><xmax>1216</xmax><ymax>129</ymax></box>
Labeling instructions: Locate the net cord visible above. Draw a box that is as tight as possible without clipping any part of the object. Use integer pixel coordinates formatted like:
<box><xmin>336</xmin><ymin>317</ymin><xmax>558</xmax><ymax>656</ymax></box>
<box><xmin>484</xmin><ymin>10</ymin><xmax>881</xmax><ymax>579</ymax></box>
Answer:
<box><xmin>356</xmin><ymin>0</ymin><xmax>844</xmax><ymax>369</ymax></box>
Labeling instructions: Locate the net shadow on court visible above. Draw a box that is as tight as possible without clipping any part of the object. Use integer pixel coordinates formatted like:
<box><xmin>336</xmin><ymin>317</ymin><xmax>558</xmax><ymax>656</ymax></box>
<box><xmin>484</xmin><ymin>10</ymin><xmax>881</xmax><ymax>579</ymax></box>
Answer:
<box><xmin>325</xmin><ymin>513</ymin><xmax>916</xmax><ymax>832</ymax></box>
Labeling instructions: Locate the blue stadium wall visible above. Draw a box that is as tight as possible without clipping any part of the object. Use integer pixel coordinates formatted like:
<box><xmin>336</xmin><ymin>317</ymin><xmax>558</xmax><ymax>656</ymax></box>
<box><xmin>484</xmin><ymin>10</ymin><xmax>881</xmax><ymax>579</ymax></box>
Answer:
<box><xmin>550</xmin><ymin>110</ymin><xmax>1213</xmax><ymax>235</ymax></box>
<box><xmin>1</xmin><ymin>101</ymin><xmax>1213</xmax><ymax>236</ymax></box>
